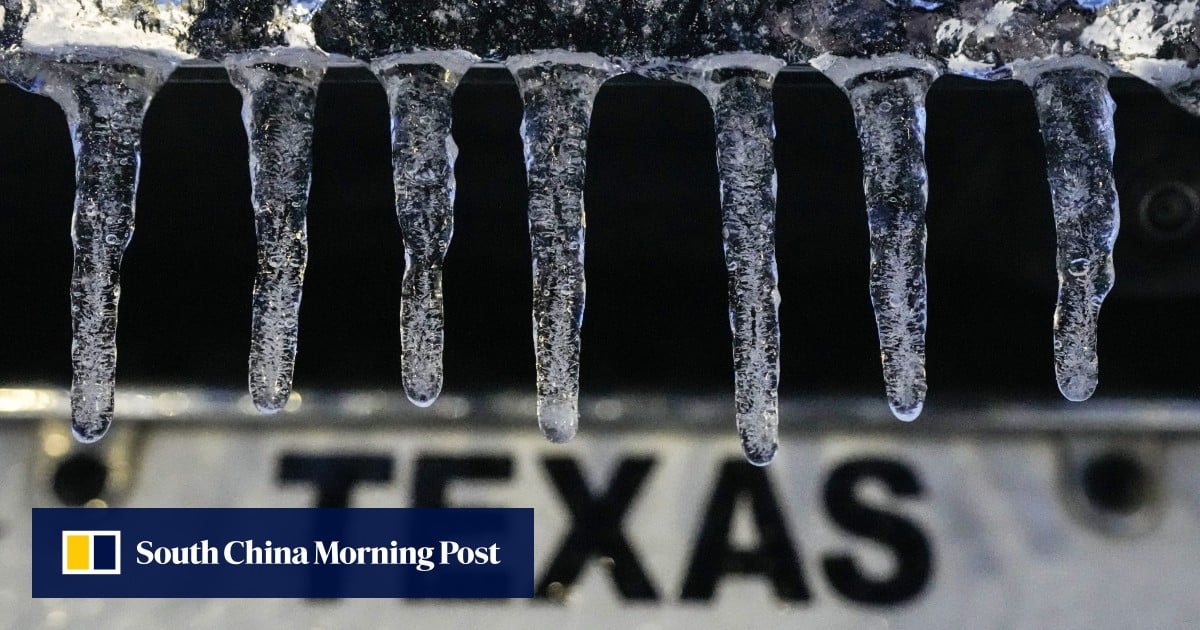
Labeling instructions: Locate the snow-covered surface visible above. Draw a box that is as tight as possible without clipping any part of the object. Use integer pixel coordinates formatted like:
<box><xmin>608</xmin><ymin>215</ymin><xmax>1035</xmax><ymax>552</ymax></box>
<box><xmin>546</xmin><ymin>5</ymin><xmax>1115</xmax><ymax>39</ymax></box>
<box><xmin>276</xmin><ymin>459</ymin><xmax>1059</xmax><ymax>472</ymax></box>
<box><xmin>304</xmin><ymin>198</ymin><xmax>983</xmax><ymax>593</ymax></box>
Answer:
<box><xmin>19</xmin><ymin>0</ymin><xmax>194</xmax><ymax>58</ymax></box>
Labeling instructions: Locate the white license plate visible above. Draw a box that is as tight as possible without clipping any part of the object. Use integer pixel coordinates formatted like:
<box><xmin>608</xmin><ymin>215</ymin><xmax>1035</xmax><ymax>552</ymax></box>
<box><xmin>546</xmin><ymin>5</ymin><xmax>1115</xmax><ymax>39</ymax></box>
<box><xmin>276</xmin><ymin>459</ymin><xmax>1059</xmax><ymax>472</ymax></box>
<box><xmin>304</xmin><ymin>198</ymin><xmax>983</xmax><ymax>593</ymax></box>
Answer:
<box><xmin>4</xmin><ymin>389</ymin><xmax>1200</xmax><ymax>629</ymax></box>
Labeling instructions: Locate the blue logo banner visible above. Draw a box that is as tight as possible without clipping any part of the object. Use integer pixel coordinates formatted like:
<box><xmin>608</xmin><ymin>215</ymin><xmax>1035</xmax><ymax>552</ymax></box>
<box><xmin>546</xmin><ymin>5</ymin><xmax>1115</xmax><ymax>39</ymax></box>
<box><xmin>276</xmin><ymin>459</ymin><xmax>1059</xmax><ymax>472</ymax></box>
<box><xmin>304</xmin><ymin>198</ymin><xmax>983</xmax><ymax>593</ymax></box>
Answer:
<box><xmin>33</xmin><ymin>508</ymin><xmax>534</xmax><ymax>598</ymax></box>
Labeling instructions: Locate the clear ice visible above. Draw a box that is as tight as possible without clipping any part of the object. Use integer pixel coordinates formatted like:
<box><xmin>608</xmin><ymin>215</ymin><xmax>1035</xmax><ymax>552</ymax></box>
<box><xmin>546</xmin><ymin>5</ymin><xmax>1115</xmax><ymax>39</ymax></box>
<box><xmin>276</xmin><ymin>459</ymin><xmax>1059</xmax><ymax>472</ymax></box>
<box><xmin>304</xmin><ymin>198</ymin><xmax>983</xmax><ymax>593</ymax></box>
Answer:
<box><xmin>822</xmin><ymin>57</ymin><xmax>938</xmax><ymax>422</ymax></box>
<box><xmin>687</xmin><ymin>54</ymin><xmax>786</xmax><ymax>465</ymax></box>
<box><xmin>506</xmin><ymin>52</ymin><xmax>621</xmax><ymax>443</ymax></box>
<box><xmin>370</xmin><ymin>51</ymin><xmax>477</xmax><ymax>408</ymax></box>
<box><xmin>5</xmin><ymin>52</ymin><xmax>176</xmax><ymax>442</ymax></box>
<box><xmin>1020</xmin><ymin>61</ymin><xmax>1119</xmax><ymax>402</ymax></box>
<box><xmin>226</xmin><ymin>51</ymin><xmax>327</xmax><ymax>414</ymax></box>
<box><xmin>4</xmin><ymin>0</ymin><xmax>1196</xmax><ymax>454</ymax></box>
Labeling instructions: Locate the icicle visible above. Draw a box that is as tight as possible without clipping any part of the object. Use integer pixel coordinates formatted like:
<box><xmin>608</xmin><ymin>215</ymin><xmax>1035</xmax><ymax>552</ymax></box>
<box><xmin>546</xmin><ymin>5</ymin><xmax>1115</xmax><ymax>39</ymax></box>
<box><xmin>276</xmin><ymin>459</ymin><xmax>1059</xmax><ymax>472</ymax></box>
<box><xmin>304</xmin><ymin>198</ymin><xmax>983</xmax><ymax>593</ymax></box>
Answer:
<box><xmin>686</xmin><ymin>54</ymin><xmax>785</xmax><ymax>466</ymax></box>
<box><xmin>225</xmin><ymin>51</ymin><xmax>326</xmax><ymax>414</ymax></box>
<box><xmin>1017</xmin><ymin>59</ymin><xmax>1119</xmax><ymax>402</ymax></box>
<box><xmin>815</xmin><ymin>54</ymin><xmax>939</xmax><ymax>422</ymax></box>
<box><xmin>5</xmin><ymin>52</ymin><xmax>176</xmax><ymax>441</ymax></box>
<box><xmin>370</xmin><ymin>51</ymin><xmax>478</xmax><ymax>408</ymax></box>
<box><xmin>506</xmin><ymin>52</ymin><xmax>621</xmax><ymax>443</ymax></box>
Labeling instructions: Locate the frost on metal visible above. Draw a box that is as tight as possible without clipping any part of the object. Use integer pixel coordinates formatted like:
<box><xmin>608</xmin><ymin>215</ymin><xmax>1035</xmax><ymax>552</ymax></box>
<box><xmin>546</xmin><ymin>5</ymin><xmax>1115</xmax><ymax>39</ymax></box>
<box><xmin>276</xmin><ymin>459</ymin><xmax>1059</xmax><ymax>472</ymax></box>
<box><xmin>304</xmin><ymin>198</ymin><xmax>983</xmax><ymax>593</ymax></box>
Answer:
<box><xmin>0</xmin><ymin>0</ymin><xmax>1198</xmax><ymax>460</ymax></box>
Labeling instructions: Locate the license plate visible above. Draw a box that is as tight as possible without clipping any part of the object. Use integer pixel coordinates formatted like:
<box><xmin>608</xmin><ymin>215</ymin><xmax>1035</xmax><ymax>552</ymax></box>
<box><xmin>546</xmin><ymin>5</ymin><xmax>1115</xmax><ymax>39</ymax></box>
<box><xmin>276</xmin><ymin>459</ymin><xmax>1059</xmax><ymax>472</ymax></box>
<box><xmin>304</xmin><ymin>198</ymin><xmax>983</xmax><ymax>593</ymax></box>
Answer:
<box><xmin>5</xmin><ymin>389</ymin><xmax>1200</xmax><ymax>629</ymax></box>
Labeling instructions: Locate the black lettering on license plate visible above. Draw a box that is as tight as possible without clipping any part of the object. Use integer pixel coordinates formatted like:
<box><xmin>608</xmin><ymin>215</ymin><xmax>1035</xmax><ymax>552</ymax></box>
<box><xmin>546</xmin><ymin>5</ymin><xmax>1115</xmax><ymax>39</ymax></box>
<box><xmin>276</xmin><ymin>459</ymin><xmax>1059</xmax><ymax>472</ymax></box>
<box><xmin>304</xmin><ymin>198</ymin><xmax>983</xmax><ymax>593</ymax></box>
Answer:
<box><xmin>275</xmin><ymin>451</ymin><xmax>934</xmax><ymax>605</ymax></box>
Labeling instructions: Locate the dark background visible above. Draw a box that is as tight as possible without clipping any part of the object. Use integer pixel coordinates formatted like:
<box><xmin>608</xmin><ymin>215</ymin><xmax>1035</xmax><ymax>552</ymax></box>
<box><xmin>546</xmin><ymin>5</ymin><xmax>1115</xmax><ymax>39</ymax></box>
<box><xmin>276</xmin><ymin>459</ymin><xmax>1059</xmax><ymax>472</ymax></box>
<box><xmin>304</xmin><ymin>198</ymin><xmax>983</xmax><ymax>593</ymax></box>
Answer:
<box><xmin>0</xmin><ymin>67</ymin><xmax>1198</xmax><ymax>407</ymax></box>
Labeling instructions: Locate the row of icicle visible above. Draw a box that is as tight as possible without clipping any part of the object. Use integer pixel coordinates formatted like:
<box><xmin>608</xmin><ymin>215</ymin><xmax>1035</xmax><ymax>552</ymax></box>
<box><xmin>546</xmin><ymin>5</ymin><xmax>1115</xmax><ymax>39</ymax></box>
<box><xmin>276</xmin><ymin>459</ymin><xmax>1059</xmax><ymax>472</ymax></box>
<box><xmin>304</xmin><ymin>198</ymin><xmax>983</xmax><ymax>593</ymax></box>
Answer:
<box><xmin>2</xmin><ymin>48</ymin><xmax>1120</xmax><ymax>465</ymax></box>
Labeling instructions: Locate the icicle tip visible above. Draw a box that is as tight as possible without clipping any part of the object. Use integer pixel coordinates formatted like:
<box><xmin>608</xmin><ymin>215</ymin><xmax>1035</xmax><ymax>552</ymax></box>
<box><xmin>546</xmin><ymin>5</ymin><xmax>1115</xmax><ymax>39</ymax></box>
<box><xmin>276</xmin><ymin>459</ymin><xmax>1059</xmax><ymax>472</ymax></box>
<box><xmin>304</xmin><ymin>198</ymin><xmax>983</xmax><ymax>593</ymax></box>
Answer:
<box><xmin>741</xmin><ymin>433</ymin><xmax>778</xmax><ymax>467</ymax></box>
<box><xmin>1057</xmin><ymin>374</ymin><xmax>1097</xmax><ymax>402</ymax></box>
<box><xmin>889</xmin><ymin>400</ymin><xmax>924</xmax><ymax>422</ymax></box>
<box><xmin>538</xmin><ymin>398</ymin><xmax>578</xmax><ymax>444</ymax></box>
<box><xmin>70</xmin><ymin>417</ymin><xmax>110</xmax><ymax>444</ymax></box>
<box><xmin>404</xmin><ymin>382</ymin><xmax>442</xmax><ymax>408</ymax></box>
<box><xmin>252</xmin><ymin>390</ymin><xmax>291</xmax><ymax>415</ymax></box>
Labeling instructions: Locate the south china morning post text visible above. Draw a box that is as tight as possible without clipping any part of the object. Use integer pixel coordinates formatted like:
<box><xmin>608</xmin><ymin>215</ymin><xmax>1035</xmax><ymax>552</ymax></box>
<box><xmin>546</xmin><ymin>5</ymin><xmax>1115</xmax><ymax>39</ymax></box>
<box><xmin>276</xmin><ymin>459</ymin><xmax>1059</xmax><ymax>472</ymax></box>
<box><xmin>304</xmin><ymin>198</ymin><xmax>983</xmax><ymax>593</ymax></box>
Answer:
<box><xmin>32</xmin><ymin>508</ymin><xmax>535</xmax><ymax>598</ymax></box>
<box><xmin>135</xmin><ymin>538</ymin><xmax>502</xmax><ymax>570</ymax></box>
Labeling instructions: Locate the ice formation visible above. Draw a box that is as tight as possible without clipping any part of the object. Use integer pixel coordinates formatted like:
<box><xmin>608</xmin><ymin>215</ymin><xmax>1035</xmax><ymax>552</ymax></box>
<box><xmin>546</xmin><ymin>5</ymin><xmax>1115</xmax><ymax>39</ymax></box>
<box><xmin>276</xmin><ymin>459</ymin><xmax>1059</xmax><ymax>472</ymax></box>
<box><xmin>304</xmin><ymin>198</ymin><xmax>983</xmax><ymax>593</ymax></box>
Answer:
<box><xmin>506</xmin><ymin>52</ymin><xmax>621</xmax><ymax>443</ymax></box>
<box><xmin>686</xmin><ymin>53</ymin><xmax>786</xmax><ymax>465</ymax></box>
<box><xmin>1016</xmin><ymin>58</ymin><xmax>1119</xmax><ymax>402</ymax></box>
<box><xmin>815</xmin><ymin>54</ymin><xmax>940</xmax><ymax>422</ymax></box>
<box><xmin>227</xmin><ymin>50</ymin><xmax>327</xmax><ymax>413</ymax></box>
<box><xmin>371</xmin><ymin>50</ymin><xmax>478</xmax><ymax>407</ymax></box>
<box><xmin>3</xmin><ymin>51</ymin><xmax>179</xmax><ymax>441</ymax></box>
<box><xmin>0</xmin><ymin>0</ymin><xmax>1197</xmax><ymax>461</ymax></box>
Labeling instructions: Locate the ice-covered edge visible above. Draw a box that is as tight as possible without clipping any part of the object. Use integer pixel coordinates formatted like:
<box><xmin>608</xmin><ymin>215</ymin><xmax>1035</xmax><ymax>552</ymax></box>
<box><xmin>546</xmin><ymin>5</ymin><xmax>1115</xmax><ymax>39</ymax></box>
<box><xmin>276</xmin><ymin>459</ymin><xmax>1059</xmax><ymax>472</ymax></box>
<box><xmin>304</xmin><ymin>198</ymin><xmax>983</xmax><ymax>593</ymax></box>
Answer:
<box><xmin>369</xmin><ymin>49</ymin><xmax>479</xmax><ymax>76</ymax></box>
<box><xmin>811</xmin><ymin>52</ymin><xmax>943</xmax><ymax>87</ymax></box>
<box><xmin>1121</xmin><ymin>57</ymin><xmax>1200</xmax><ymax>87</ymax></box>
<box><xmin>686</xmin><ymin>52</ymin><xmax>787</xmax><ymax>75</ymax></box>
<box><xmin>1011</xmin><ymin>55</ymin><xmax>1114</xmax><ymax>84</ymax></box>
<box><xmin>681</xmin><ymin>53</ymin><xmax>786</xmax><ymax>100</ymax></box>
<box><xmin>504</xmin><ymin>50</ymin><xmax>625</xmax><ymax>75</ymax></box>
<box><xmin>224</xmin><ymin>47</ymin><xmax>330</xmax><ymax>75</ymax></box>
